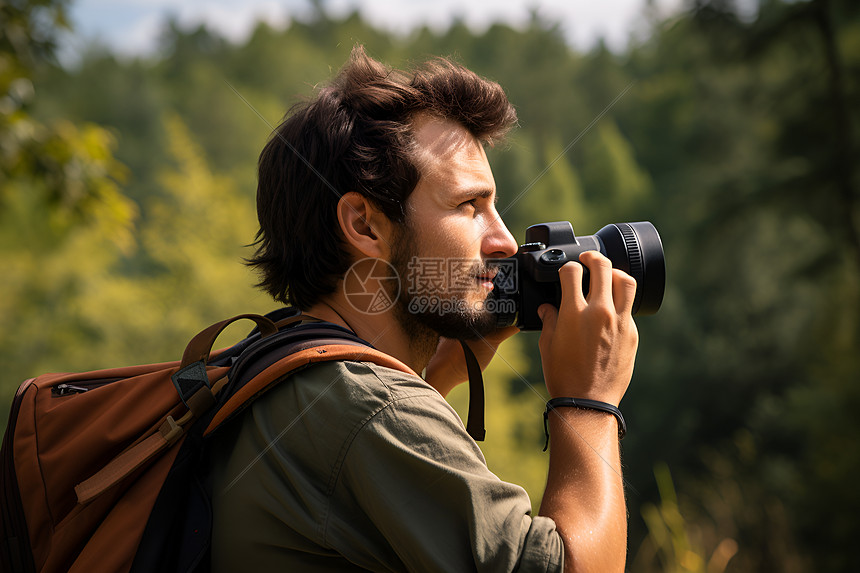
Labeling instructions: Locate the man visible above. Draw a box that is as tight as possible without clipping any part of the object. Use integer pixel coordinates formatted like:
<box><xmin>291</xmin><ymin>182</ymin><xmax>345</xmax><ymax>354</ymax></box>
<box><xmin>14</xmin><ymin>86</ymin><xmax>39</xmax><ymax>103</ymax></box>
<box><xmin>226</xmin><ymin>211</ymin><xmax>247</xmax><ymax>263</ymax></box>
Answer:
<box><xmin>211</xmin><ymin>46</ymin><xmax>638</xmax><ymax>572</ymax></box>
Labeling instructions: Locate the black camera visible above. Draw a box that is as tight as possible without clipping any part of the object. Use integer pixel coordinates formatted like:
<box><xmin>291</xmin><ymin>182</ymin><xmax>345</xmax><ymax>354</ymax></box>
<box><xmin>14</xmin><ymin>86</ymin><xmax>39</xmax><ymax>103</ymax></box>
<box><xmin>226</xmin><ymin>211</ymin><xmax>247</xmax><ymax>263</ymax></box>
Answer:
<box><xmin>489</xmin><ymin>221</ymin><xmax>666</xmax><ymax>330</ymax></box>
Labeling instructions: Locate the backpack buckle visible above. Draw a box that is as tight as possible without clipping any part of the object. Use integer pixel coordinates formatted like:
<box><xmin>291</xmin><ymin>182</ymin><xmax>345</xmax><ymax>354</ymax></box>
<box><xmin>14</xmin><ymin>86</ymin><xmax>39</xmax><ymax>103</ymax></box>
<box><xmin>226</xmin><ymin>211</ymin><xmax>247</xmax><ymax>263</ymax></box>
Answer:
<box><xmin>160</xmin><ymin>415</ymin><xmax>184</xmax><ymax>445</ymax></box>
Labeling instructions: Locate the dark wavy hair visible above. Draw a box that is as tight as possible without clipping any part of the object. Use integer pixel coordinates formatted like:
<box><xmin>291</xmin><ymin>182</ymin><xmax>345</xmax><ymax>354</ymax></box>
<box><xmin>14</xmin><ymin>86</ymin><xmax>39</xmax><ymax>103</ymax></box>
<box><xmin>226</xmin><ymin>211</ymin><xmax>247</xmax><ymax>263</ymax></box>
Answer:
<box><xmin>247</xmin><ymin>45</ymin><xmax>517</xmax><ymax>309</ymax></box>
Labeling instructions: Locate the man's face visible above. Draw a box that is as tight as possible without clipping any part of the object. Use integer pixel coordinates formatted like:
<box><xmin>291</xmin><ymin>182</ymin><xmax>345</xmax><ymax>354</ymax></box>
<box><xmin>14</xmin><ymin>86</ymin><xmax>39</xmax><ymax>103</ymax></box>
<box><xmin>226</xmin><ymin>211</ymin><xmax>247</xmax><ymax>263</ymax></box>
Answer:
<box><xmin>389</xmin><ymin>115</ymin><xmax>518</xmax><ymax>340</ymax></box>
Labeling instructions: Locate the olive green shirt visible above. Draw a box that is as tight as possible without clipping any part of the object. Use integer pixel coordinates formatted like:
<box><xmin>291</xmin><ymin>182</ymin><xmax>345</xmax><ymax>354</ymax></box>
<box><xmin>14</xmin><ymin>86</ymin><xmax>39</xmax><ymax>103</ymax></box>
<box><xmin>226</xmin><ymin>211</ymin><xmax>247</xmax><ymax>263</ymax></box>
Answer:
<box><xmin>210</xmin><ymin>360</ymin><xmax>563</xmax><ymax>572</ymax></box>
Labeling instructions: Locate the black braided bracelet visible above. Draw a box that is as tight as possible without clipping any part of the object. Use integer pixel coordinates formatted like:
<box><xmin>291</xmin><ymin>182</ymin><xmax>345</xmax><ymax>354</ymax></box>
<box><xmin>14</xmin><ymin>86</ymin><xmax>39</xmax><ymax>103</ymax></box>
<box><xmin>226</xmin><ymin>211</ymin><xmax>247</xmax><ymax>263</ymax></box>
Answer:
<box><xmin>542</xmin><ymin>397</ymin><xmax>627</xmax><ymax>451</ymax></box>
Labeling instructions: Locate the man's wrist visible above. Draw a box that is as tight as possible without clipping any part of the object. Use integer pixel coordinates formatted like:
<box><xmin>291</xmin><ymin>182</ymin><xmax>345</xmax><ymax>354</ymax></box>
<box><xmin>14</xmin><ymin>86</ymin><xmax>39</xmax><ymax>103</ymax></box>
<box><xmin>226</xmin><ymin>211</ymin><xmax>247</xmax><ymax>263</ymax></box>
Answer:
<box><xmin>542</xmin><ymin>397</ymin><xmax>626</xmax><ymax>451</ymax></box>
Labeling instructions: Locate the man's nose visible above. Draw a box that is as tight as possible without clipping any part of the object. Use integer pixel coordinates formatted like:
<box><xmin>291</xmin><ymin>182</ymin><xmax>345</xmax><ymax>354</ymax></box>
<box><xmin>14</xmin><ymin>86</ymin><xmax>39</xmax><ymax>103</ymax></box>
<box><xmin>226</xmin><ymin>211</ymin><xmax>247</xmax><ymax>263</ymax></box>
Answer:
<box><xmin>482</xmin><ymin>213</ymin><xmax>518</xmax><ymax>258</ymax></box>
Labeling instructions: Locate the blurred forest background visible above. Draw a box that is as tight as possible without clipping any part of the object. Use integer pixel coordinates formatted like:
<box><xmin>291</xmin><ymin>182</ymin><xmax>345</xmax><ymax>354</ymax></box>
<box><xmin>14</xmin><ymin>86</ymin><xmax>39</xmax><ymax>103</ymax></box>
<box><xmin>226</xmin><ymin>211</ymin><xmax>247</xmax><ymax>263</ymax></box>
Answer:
<box><xmin>2</xmin><ymin>0</ymin><xmax>859</xmax><ymax>570</ymax></box>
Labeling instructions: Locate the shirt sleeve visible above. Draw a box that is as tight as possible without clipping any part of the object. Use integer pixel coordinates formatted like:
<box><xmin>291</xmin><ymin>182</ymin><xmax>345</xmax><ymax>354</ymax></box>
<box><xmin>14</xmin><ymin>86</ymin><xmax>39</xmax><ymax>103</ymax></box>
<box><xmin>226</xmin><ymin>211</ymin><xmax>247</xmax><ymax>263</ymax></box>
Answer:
<box><xmin>325</xmin><ymin>386</ymin><xmax>564</xmax><ymax>573</ymax></box>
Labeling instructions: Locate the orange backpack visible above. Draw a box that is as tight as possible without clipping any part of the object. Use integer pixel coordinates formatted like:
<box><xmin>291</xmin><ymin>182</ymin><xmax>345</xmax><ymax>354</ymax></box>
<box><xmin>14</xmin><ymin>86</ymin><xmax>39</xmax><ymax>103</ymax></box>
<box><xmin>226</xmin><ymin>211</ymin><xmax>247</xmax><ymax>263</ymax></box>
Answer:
<box><xmin>0</xmin><ymin>309</ymin><xmax>415</xmax><ymax>573</ymax></box>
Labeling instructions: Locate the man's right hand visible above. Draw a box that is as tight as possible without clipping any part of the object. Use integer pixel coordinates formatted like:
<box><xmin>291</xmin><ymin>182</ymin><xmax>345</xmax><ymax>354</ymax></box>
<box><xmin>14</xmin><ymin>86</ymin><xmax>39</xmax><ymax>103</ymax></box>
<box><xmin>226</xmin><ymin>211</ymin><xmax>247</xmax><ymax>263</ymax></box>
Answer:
<box><xmin>536</xmin><ymin>250</ymin><xmax>639</xmax><ymax>572</ymax></box>
<box><xmin>536</xmin><ymin>250</ymin><xmax>639</xmax><ymax>406</ymax></box>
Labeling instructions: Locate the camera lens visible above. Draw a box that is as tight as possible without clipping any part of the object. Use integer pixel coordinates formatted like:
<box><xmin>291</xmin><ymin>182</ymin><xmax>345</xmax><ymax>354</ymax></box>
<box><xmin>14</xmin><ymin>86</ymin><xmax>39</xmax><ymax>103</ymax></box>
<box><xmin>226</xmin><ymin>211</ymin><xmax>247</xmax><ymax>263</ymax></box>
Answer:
<box><xmin>594</xmin><ymin>222</ymin><xmax>665</xmax><ymax>315</ymax></box>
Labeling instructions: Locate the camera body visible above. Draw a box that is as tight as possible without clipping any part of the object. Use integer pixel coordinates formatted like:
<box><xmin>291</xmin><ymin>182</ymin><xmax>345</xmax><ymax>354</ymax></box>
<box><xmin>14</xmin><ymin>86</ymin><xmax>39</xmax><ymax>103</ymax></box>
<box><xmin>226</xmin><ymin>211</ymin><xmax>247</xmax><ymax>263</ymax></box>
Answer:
<box><xmin>489</xmin><ymin>221</ymin><xmax>666</xmax><ymax>330</ymax></box>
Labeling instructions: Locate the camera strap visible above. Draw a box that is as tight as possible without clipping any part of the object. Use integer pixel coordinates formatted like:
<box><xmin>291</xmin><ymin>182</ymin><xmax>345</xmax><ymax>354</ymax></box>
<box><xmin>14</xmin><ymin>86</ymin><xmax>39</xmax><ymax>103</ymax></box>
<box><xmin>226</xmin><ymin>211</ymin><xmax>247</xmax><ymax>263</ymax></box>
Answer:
<box><xmin>459</xmin><ymin>340</ymin><xmax>486</xmax><ymax>441</ymax></box>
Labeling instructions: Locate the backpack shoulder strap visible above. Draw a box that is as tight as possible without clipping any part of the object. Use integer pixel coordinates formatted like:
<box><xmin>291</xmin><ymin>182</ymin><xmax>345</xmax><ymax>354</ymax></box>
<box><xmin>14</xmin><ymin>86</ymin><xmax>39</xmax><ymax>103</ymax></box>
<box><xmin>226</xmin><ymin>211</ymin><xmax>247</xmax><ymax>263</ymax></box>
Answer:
<box><xmin>203</xmin><ymin>322</ymin><xmax>416</xmax><ymax>436</ymax></box>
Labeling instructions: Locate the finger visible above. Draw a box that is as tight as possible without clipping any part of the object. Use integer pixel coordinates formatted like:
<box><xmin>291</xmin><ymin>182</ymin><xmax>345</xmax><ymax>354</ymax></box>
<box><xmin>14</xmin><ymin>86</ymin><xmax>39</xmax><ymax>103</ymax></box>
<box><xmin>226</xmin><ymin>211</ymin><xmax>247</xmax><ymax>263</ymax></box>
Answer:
<box><xmin>579</xmin><ymin>250</ymin><xmax>613</xmax><ymax>306</ymax></box>
<box><xmin>556</xmin><ymin>261</ymin><xmax>587</xmax><ymax>311</ymax></box>
<box><xmin>611</xmin><ymin>269</ymin><xmax>637</xmax><ymax>315</ymax></box>
<box><xmin>537</xmin><ymin>303</ymin><xmax>558</xmax><ymax>354</ymax></box>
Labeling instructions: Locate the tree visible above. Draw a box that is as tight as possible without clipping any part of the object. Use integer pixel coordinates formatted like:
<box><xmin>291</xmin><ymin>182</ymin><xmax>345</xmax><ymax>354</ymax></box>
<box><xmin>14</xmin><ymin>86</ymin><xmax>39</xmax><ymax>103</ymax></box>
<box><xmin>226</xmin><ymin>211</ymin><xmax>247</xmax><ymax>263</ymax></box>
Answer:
<box><xmin>0</xmin><ymin>0</ymin><xmax>133</xmax><ymax>239</ymax></box>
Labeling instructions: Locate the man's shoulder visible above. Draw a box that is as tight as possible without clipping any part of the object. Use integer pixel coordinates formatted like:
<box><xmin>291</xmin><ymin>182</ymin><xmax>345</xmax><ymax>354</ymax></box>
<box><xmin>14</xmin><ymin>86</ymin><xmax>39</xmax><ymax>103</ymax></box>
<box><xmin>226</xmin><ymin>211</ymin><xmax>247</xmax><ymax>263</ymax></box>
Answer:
<box><xmin>281</xmin><ymin>359</ymin><xmax>467</xmax><ymax>445</ymax></box>
<box><xmin>291</xmin><ymin>358</ymin><xmax>441</xmax><ymax>408</ymax></box>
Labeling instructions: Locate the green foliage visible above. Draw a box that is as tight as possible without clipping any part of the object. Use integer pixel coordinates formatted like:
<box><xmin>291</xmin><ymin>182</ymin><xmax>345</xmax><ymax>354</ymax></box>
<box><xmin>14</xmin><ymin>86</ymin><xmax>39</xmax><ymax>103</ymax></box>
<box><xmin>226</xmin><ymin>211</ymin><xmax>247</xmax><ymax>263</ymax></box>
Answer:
<box><xmin>0</xmin><ymin>0</ymin><xmax>138</xmax><ymax>412</ymax></box>
<box><xmin>1</xmin><ymin>0</ymin><xmax>132</xmax><ymax>243</ymax></box>
<box><xmin>500</xmin><ymin>133</ymin><xmax>594</xmax><ymax>238</ymax></box>
<box><xmin>578</xmin><ymin>118</ymin><xmax>653</xmax><ymax>223</ymax></box>
<box><xmin>0</xmin><ymin>110</ymin><xmax>269</xmax><ymax>427</ymax></box>
<box><xmin>634</xmin><ymin>463</ymin><xmax>739</xmax><ymax>573</ymax></box>
<box><xmin>3</xmin><ymin>1</ymin><xmax>859</xmax><ymax>569</ymax></box>
<box><xmin>83</xmin><ymin>112</ymin><xmax>270</xmax><ymax>362</ymax></box>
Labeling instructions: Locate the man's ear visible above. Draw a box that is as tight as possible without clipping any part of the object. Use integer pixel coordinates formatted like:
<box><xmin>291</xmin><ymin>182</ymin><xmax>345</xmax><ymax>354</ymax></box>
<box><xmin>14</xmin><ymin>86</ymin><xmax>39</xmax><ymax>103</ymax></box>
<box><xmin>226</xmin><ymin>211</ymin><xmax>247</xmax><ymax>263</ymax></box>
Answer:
<box><xmin>337</xmin><ymin>192</ymin><xmax>393</xmax><ymax>259</ymax></box>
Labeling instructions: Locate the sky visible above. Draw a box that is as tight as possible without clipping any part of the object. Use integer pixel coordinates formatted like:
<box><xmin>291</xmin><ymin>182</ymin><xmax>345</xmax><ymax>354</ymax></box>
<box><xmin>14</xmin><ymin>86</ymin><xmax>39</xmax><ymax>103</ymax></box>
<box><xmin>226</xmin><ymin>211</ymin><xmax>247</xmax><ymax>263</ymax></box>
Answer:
<box><xmin>64</xmin><ymin>0</ymin><xmax>695</xmax><ymax>59</ymax></box>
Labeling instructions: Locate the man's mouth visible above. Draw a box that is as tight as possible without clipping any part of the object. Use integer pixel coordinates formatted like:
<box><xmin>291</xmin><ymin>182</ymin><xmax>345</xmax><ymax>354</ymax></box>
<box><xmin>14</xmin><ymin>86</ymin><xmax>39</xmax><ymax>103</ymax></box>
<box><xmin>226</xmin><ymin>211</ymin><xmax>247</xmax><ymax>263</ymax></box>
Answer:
<box><xmin>475</xmin><ymin>269</ymin><xmax>497</xmax><ymax>290</ymax></box>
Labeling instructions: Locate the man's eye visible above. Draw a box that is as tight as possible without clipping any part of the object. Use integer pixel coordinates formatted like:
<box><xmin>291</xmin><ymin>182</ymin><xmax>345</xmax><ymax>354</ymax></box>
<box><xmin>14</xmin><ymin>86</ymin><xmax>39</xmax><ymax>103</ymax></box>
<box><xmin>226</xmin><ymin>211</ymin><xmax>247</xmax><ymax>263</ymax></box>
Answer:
<box><xmin>460</xmin><ymin>199</ymin><xmax>478</xmax><ymax>211</ymax></box>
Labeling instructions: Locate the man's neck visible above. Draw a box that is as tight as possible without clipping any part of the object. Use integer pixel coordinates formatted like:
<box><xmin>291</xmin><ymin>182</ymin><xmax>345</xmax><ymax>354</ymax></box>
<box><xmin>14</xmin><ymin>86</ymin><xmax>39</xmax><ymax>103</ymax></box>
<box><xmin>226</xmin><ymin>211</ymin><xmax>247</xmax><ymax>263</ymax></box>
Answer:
<box><xmin>303</xmin><ymin>296</ymin><xmax>438</xmax><ymax>375</ymax></box>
